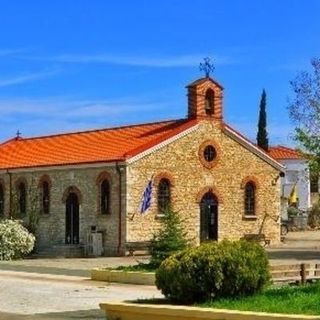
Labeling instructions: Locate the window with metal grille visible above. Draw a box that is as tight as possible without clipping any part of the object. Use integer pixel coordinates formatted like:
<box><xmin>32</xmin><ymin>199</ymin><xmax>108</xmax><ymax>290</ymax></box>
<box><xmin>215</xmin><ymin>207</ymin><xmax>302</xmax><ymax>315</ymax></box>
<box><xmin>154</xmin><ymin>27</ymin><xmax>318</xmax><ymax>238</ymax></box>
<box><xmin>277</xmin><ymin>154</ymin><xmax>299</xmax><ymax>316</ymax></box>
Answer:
<box><xmin>158</xmin><ymin>178</ymin><xmax>171</xmax><ymax>212</ymax></box>
<box><xmin>204</xmin><ymin>145</ymin><xmax>216</xmax><ymax>162</ymax></box>
<box><xmin>0</xmin><ymin>184</ymin><xmax>4</xmax><ymax>216</ymax></box>
<box><xmin>18</xmin><ymin>182</ymin><xmax>26</xmax><ymax>216</ymax></box>
<box><xmin>100</xmin><ymin>179</ymin><xmax>110</xmax><ymax>214</ymax></box>
<box><xmin>41</xmin><ymin>181</ymin><xmax>50</xmax><ymax>214</ymax></box>
<box><xmin>244</xmin><ymin>182</ymin><xmax>255</xmax><ymax>215</ymax></box>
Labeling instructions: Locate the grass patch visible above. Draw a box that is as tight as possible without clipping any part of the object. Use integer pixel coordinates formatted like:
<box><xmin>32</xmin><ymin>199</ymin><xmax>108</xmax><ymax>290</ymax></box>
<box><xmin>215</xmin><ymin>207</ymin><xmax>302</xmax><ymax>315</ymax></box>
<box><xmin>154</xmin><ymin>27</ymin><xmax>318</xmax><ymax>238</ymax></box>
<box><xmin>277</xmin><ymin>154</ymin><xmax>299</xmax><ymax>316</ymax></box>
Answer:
<box><xmin>107</xmin><ymin>263</ymin><xmax>156</xmax><ymax>273</ymax></box>
<box><xmin>198</xmin><ymin>283</ymin><xmax>320</xmax><ymax>315</ymax></box>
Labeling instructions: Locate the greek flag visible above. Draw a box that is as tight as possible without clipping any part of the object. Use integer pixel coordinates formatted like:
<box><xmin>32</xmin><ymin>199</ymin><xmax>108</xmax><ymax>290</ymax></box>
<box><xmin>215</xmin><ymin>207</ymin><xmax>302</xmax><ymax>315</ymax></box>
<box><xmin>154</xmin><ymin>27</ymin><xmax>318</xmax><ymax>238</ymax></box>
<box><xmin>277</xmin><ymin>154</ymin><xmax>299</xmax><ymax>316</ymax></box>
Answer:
<box><xmin>140</xmin><ymin>179</ymin><xmax>153</xmax><ymax>214</ymax></box>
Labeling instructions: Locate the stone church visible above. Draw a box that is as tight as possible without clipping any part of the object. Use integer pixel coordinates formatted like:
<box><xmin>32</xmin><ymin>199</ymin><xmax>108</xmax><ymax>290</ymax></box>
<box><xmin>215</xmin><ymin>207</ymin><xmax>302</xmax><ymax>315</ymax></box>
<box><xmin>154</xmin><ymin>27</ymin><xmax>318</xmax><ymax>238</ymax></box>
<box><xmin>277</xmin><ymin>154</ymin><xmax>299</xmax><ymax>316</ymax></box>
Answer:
<box><xmin>0</xmin><ymin>76</ymin><xmax>284</xmax><ymax>256</ymax></box>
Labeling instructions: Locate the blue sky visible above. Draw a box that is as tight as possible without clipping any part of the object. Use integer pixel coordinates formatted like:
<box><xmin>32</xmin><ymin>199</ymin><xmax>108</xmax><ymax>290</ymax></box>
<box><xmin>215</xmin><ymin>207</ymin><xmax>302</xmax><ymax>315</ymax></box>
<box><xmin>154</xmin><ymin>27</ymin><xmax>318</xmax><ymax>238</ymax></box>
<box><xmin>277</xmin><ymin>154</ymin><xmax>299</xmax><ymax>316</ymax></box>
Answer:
<box><xmin>0</xmin><ymin>0</ymin><xmax>319</xmax><ymax>145</ymax></box>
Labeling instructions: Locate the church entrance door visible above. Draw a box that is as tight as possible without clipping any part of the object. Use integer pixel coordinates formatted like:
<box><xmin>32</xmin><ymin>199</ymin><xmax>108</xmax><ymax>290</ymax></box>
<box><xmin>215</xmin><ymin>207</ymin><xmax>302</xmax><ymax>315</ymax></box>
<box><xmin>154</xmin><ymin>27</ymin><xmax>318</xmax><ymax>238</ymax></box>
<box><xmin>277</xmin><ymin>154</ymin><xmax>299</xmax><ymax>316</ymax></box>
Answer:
<box><xmin>65</xmin><ymin>192</ymin><xmax>79</xmax><ymax>244</ymax></box>
<box><xmin>200</xmin><ymin>192</ymin><xmax>218</xmax><ymax>242</ymax></box>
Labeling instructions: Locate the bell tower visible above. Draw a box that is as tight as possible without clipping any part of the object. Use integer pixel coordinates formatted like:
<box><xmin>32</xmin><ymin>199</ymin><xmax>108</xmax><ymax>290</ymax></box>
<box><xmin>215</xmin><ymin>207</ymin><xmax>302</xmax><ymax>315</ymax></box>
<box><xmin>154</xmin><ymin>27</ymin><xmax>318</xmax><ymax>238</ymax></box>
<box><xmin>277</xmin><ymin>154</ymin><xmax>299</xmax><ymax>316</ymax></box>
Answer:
<box><xmin>186</xmin><ymin>77</ymin><xmax>224</xmax><ymax>120</ymax></box>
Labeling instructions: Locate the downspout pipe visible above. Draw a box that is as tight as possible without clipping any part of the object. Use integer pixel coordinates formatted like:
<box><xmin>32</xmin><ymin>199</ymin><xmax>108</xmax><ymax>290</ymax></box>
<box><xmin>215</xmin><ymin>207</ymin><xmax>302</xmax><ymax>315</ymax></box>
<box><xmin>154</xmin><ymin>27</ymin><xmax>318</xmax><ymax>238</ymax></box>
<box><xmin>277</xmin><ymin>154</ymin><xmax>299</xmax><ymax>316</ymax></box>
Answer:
<box><xmin>116</xmin><ymin>162</ymin><xmax>124</xmax><ymax>255</ymax></box>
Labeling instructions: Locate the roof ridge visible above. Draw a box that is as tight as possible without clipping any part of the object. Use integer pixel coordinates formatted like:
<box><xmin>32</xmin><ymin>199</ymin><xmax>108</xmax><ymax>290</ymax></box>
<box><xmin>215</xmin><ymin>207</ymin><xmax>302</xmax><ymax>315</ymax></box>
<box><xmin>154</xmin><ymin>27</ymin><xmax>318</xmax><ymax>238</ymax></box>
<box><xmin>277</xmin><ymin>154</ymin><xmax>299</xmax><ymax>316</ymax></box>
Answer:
<box><xmin>8</xmin><ymin>118</ymin><xmax>185</xmax><ymax>142</ymax></box>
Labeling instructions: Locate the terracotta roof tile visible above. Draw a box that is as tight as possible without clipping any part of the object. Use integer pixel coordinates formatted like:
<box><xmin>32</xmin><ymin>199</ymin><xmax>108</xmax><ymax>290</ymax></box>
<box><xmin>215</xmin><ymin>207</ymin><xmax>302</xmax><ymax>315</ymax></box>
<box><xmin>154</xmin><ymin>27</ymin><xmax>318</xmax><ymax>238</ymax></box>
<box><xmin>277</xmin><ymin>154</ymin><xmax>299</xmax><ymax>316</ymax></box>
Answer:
<box><xmin>0</xmin><ymin>119</ymin><xmax>197</xmax><ymax>170</ymax></box>
<box><xmin>267</xmin><ymin>145</ymin><xmax>303</xmax><ymax>160</ymax></box>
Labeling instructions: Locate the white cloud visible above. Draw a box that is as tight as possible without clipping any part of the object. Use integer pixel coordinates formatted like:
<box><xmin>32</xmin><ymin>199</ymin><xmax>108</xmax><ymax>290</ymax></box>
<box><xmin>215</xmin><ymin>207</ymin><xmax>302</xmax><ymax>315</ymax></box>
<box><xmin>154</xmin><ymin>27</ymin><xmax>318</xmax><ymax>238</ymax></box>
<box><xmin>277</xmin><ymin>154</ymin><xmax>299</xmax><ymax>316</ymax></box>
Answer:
<box><xmin>0</xmin><ymin>96</ymin><xmax>178</xmax><ymax>140</ymax></box>
<box><xmin>0</xmin><ymin>68</ymin><xmax>61</xmax><ymax>88</ymax></box>
<box><xmin>24</xmin><ymin>53</ymin><xmax>234</xmax><ymax>67</ymax></box>
<box><xmin>0</xmin><ymin>48</ymin><xmax>26</xmax><ymax>57</ymax></box>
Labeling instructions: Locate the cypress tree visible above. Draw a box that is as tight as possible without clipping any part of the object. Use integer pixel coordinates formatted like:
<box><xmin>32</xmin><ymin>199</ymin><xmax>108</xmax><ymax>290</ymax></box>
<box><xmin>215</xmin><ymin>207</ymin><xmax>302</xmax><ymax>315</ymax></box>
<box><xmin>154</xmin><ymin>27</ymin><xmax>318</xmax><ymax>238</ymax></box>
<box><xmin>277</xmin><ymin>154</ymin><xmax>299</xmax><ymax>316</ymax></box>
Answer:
<box><xmin>257</xmin><ymin>89</ymin><xmax>269</xmax><ymax>151</ymax></box>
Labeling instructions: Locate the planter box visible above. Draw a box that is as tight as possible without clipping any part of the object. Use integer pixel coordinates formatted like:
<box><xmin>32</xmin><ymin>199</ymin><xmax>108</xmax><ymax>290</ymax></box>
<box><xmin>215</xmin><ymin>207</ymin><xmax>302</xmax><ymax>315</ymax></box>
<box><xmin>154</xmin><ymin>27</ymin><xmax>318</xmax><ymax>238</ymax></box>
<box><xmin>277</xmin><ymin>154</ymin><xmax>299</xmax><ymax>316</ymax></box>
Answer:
<box><xmin>100</xmin><ymin>302</ymin><xmax>320</xmax><ymax>320</ymax></box>
<box><xmin>91</xmin><ymin>269</ymin><xmax>155</xmax><ymax>285</ymax></box>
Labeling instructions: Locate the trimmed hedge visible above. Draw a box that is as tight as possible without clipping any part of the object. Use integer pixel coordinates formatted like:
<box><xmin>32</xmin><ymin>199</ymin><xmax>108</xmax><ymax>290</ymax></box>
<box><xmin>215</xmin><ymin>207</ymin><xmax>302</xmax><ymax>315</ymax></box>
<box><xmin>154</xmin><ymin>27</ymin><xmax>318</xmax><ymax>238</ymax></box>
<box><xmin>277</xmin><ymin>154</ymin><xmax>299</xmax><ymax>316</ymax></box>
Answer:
<box><xmin>155</xmin><ymin>240</ymin><xmax>270</xmax><ymax>304</ymax></box>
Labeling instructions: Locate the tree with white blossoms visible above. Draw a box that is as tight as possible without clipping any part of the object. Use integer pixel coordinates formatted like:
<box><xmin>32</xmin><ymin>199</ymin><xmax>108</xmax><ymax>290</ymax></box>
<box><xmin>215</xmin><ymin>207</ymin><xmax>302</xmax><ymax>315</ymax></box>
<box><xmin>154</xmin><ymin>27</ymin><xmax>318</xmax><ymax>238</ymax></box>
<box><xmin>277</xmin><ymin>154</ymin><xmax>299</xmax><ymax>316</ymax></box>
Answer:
<box><xmin>288</xmin><ymin>58</ymin><xmax>320</xmax><ymax>174</ymax></box>
<box><xmin>0</xmin><ymin>219</ymin><xmax>35</xmax><ymax>260</ymax></box>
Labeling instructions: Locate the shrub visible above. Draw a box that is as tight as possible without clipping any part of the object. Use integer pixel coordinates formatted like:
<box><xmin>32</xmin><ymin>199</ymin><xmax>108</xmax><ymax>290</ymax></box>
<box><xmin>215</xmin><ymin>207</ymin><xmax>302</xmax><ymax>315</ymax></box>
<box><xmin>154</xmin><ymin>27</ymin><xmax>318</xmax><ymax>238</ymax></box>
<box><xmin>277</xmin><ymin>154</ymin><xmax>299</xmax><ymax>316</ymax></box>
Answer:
<box><xmin>308</xmin><ymin>202</ymin><xmax>320</xmax><ymax>228</ymax></box>
<box><xmin>287</xmin><ymin>206</ymin><xmax>299</xmax><ymax>217</ymax></box>
<box><xmin>149</xmin><ymin>208</ymin><xmax>188</xmax><ymax>268</ymax></box>
<box><xmin>155</xmin><ymin>240</ymin><xmax>270</xmax><ymax>304</ymax></box>
<box><xmin>0</xmin><ymin>219</ymin><xmax>35</xmax><ymax>260</ymax></box>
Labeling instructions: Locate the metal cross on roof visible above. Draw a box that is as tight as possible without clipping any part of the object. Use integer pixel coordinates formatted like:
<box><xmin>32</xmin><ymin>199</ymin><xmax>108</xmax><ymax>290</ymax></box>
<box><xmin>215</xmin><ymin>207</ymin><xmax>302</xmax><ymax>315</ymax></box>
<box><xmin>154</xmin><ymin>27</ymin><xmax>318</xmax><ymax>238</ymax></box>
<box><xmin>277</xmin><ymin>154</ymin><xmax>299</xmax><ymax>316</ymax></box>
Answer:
<box><xmin>199</xmin><ymin>57</ymin><xmax>215</xmax><ymax>78</ymax></box>
<box><xmin>16</xmin><ymin>130</ymin><xmax>21</xmax><ymax>138</ymax></box>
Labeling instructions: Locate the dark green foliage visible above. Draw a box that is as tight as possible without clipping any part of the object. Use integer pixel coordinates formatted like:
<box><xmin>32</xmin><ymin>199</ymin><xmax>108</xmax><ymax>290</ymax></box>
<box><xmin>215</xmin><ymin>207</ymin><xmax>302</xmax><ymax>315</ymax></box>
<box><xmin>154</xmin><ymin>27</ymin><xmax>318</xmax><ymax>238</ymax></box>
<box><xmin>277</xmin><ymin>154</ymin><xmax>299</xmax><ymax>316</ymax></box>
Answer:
<box><xmin>257</xmin><ymin>89</ymin><xmax>269</xmax><ymax>151</ymax></box>
<box><xmin>155</xmin><ymin>240</ymin><xmax>270</xmax><ymax>304</ymax></box>
<box><xmin>149</xmin><ymin>208</ymin><xmax>188</xmax><ymax>268</ymax></box>
<box><xmin>308</xmin><ymin>202</ymin><xmax>320</xmax><ymax>228</ymax></box>
<box><xmin>287</xmin><ymin>206</ymin><xmax>299</xmax><ymax>217</ymax></box>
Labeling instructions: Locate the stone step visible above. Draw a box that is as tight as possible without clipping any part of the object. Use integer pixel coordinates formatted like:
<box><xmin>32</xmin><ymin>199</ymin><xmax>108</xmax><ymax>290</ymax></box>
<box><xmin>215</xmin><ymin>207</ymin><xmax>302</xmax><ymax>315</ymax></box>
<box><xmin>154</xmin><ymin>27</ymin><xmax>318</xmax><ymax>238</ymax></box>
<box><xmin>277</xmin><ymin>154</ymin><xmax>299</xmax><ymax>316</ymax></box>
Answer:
<box><xmin>35</xmin><ymin>245</ymin><xmax>84</xmax><ymax>258</ymax></box>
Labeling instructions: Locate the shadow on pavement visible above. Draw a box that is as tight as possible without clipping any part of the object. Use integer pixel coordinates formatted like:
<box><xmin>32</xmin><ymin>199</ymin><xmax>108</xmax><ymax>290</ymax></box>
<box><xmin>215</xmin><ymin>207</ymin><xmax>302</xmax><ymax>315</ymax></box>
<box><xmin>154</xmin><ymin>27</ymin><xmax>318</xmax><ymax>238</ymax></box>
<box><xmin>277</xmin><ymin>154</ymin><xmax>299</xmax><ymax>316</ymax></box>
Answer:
<box><xmin>0</xmin><ymin>309</ymin><xmax>104</xmax><ymax>320</ymax></box>
<box><xmin>0</xmin><ymin>264</ymin><xmax>88</xmax><ymax>277</ymax></box>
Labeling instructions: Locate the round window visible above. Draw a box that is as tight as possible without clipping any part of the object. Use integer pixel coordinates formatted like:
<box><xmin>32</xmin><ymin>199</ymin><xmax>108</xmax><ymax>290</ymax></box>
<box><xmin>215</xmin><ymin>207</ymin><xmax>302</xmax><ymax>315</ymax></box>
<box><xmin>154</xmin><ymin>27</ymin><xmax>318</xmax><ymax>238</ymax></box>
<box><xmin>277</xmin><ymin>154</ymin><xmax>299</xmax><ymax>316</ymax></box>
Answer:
<box><xmin>203</xmin><ymin>145</ymin><xmax>216</xmax><ymax>162</ymax></box>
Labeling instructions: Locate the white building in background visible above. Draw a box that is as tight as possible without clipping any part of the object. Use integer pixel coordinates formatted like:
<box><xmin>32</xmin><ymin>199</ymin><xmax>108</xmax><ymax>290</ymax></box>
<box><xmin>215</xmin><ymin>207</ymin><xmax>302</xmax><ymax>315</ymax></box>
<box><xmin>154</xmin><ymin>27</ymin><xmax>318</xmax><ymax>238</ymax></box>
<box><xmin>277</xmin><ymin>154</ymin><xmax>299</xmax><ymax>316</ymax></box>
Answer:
<box><xmin>268</xmin><ymin>146</ymin><xmax>311</xmax><ymax>220</ymax></box>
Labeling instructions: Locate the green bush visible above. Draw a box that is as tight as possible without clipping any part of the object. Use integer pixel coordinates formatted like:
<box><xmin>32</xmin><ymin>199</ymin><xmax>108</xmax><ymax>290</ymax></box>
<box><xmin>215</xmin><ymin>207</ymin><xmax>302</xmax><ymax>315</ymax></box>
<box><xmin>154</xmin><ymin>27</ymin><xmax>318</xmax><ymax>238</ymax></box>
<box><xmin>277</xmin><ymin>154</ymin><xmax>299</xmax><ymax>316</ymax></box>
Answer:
<box><xmin>0</xmin><ymin>219</ymin><xmax>35</xmax><ymax>260</ymax></box>
<box><xmin>155</xmin><ymin>240</ymin><xmax>270</xmax><ymax>304</ymax></box>
<box><xmin>149</xmin><ymin>208</ymin><xmax>188</xmax><ymax>268</ymax></box>
<box><xmin>287</xmin><ymin>206</ymin><xmax>299</xmax><ymax>217</ymax></box>
<box><xmin>308</xmin><ymin>202</ymin><xmax>320</xmax><ymax>228</ymax></box>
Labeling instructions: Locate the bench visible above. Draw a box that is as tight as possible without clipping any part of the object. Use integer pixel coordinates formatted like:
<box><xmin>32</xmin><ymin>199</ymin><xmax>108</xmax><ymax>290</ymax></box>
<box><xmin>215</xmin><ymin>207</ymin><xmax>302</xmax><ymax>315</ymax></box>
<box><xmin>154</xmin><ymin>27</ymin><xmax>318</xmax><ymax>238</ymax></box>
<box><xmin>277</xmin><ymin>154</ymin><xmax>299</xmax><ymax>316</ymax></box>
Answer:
<box><xmin>242</xmin><ymin>233</ymin><xmax>271</xmax><ymax>246</ymax></box>
<box><xmin>125</xmin><ymin>241</ymin><xmax>151</xmax><ymax>256</ymax></box>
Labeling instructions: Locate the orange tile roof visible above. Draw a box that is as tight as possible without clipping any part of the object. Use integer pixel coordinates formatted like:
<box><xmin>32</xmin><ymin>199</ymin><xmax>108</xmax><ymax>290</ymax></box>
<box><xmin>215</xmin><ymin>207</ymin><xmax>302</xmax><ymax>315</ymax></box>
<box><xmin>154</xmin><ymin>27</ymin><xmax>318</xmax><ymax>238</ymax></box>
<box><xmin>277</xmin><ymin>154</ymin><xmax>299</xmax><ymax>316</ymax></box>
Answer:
<box><xmin>0</xmin><ymin>119</ymin><xmax>198</xmax><ymax>170</ymax></box>
<box><xmin>267</xmin><ymin>145</ymin><xmax>303</xmax><ymax>160</ymax></box>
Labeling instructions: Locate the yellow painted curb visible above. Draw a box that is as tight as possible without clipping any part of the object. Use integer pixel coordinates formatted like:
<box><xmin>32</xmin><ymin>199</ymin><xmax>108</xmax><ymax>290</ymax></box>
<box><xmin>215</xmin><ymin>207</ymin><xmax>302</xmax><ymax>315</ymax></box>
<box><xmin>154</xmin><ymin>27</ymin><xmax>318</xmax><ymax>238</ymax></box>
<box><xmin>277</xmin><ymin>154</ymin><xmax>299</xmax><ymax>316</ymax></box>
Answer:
<box><xmin>100</xmin><ymin>301</ymin><xmax>320</xmax><ymax>320</ymax></box>
<box><xmin>91</xmin><ymin>269</ymin><xmax>155</xmax><ymax>285</ymax></box>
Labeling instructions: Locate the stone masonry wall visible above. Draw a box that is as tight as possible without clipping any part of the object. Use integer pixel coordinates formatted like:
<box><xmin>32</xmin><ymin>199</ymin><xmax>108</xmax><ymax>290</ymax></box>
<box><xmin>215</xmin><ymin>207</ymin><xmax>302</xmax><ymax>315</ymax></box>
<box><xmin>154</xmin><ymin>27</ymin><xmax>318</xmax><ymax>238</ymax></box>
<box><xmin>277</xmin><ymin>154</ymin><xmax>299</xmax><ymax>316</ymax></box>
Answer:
<box><xmin>0</xmin><ymin>165</ymin><xmax>126</xmax><ymax>256</ymax></box>
<box><xmin>126</xmin><ymin>120</ymin><xmax>281</xmax><ymax>245</ymax></box>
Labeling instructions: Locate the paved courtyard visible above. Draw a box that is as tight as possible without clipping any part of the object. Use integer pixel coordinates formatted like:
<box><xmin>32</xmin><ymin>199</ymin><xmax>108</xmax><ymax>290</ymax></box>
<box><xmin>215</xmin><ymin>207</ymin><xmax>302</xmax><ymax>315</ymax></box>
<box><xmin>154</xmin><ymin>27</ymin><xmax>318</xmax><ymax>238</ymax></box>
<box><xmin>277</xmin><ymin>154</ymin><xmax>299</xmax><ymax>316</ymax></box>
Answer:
<box><xmin>0</xmin><ymin>230</ymin><xmax>319</xmax><ymax>319</ymax></box>
<box><xmin>0</xmin><ymin>271</ymin><xmax>161</xmax><ymax>319</ymax></box>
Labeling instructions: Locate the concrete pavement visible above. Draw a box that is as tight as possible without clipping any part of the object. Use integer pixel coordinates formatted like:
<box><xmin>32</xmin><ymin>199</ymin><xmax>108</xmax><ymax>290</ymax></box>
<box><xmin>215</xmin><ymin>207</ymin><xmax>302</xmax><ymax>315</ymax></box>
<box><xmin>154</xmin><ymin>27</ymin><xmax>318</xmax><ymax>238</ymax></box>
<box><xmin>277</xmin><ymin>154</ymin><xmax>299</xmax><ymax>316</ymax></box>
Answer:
<box><xmin>0</xmin><ymin>270</ymin><xmax>161</xmax><ymax>319</ymax></box>
<box><xmin>0</xmin><ymin>230</ymin><xmax>319</xmax><ymax>319</ymax></box>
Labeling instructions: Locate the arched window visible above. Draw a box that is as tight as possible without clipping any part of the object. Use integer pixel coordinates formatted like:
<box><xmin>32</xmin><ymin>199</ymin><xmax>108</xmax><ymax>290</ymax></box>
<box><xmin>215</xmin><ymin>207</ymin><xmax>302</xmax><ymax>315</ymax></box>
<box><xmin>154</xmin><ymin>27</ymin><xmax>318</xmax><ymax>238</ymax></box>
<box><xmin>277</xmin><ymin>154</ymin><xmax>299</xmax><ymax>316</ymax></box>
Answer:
<box><xmin>204</xmin><ymin>89</ymin><xmax>215</xmax><ymax>115</ymax></box>
<box><xmin>0</xmin><ymin>184</ymin><xmax>4</xmax><ymax>216</ymax></box>
<box><xmin>158</xmin><ymin>178</ymin><xmax>171</xmax><ymax>212</ymax></box>
<box><xmin>100</xmin><ymin>179</ymin><xmax>110</xmax><ymax>215</ymax></box>
<box><xmin>244</xmin><ymin>182</ymin><xmax>256</xmax><ymax>215</ymax></box>
<box><xmin>18</xmin><ymin>182</ymin><xmax>26</xmax><ymax>216</ymax></box>
<box><xmin>41</xmin><ymin>181</ymin><xmax>50</xmax><ymax>214</ymax></box>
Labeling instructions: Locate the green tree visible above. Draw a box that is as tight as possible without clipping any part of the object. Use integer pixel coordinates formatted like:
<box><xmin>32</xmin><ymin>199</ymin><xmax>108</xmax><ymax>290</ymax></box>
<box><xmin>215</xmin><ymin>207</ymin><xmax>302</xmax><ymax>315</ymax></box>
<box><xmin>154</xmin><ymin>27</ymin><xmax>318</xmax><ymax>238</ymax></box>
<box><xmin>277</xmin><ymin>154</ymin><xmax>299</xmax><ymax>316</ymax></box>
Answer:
<box><xmin>149</xmin><ymin>207</ymin><xmax>188</xmax><ymax>268</ymax></box>
<box><xmin>288</xmin><ymin>58</ymin><xmax>320</xmax><ymax>174</ymax></box>
<box><xmin>256</xmin><ymin>89</ymin><xmax>269</xmax><ymax>151</ymax></box>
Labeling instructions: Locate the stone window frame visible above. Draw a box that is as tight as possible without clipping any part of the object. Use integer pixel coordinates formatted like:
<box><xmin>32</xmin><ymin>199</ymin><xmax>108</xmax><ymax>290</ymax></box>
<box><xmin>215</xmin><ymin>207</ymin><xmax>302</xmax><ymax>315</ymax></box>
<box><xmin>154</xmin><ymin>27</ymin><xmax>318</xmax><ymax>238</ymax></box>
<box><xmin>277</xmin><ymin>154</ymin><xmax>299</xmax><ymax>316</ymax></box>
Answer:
<box><xmin>154</xmin><ymin>172</ymin><xmax>175</xmax><ymax>217</ymax></box>
<box><xmin>196</xmin><ymin>186</ymin><xmax>223</xmax><ymax>204</ymax></box>
<box><xmin>96</xmin><ymin>171</ymin><xmax>112</xmax><ymax>215</ymax></box>
<box><xmin>15</xmin><ymin>177</ymin><xmax>28</xmax><ymax>217</ymax></box>
<box><xmin>241</xmin><ymin>176</ymin><xmax>259</xmax><ymax>219</ymax></box>
<box><xmin>0</xmin><ymin>179</ymin><xmax>5</xmax><ymax>217</ymax></box>
<box><xmin>198</xmin><ymin>140</ymin><xmax>220</xmax><ymax>169</ymax></box>
<box><xmin>38</xmin><ymin>175</ymin><xmax>52</xmax><ymax>215</ymax></box>
<box><xmin>62</xmin><ymin>186</ymin><xmax>83</xmax><ymax>204</ymax></box>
